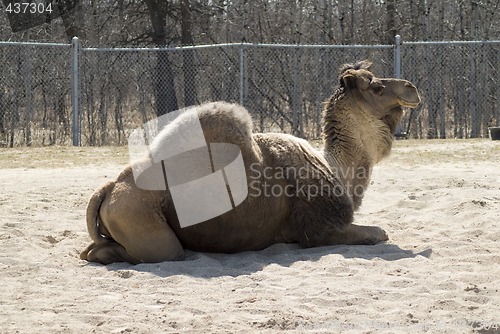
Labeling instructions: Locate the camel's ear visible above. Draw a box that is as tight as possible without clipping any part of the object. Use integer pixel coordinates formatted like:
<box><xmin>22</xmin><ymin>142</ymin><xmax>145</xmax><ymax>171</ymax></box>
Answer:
<box><xmin>357</xmin><ymin>60</ymin><xmax>373</xmax><ymax>71</ymax></box>
<box><xmin>341</xmin><ymin>73</ymin><xmax>357</xmax><ymax>90</ymax></box>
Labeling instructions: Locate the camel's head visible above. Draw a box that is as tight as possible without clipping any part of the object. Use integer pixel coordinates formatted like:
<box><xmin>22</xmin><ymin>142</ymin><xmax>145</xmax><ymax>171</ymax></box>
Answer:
<box><xmin>339</xmin><ymin>60</ymin><xmax>420</xmax><ymax>132</ymax></box>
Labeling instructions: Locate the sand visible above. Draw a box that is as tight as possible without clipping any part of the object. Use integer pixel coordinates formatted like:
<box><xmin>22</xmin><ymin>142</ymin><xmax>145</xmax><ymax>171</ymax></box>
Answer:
<box><xmin>0</xmin><ymin>140</ymin><xmax>499</xmax><ymax>333</ymax></box>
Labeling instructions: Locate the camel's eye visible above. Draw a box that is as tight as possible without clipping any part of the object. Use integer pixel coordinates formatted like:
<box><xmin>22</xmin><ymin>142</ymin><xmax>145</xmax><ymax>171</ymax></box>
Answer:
<box><xmin>371</xmin><ymin>82</ymin><xmax>385</xmax><ymax>95</ymax></box>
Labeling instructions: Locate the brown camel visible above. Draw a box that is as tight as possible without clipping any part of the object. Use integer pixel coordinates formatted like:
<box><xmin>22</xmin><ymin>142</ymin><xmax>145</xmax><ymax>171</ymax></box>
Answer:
<box><xmin>80</xmin><ymin>60</ymin><xmax>420</xmax><ymax>264</ymax></box>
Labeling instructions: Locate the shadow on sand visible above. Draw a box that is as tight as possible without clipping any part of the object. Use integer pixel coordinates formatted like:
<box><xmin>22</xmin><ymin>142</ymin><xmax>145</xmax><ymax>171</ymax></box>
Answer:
<box><xmin>90</xmin><ymin>243</ymin><xmax>433</xmax><ymax>279</ymax></box>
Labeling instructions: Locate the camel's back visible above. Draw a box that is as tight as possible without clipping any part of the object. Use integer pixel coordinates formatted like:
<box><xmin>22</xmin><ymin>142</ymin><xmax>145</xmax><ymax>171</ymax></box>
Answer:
<box><xmin>253</xmin><ymin>132</ymin><xmax>329</xmax><ymax>175</ymax></box>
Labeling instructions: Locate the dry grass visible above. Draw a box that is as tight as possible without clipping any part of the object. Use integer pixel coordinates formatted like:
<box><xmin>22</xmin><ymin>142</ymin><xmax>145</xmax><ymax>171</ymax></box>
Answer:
<box><xmin>389</xmin><ymin>139</ymin><xmax>499</xmax><ymax>164</ymax></box>
<box><xmin>0</xmin><ymin>139</ymin><xmax>498</xmax><ymax>169</ymax></box>
<box><xmin>0</xmin><ymin>146</ymin><xmax>129</xmax><ymax>169</ymax></box>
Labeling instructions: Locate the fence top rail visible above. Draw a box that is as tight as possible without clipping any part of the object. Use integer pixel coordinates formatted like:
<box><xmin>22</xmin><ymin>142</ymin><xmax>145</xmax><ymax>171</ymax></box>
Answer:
<box><xmin>0</xmin><ymin>40</ymin><xmax>70</xmax><ymax>47</ymax></box>
<box><xmin>247</xmin><ymin>43</ymin><xmax>393</xmax><ymax>49</ymax></box>
<box><xmin>1</xmin><ymin>39</ymin><xmax>498</xmax><ymax>50</ymax></box>
<box><xmin>82</xmin><ymin>42</ymin><xmax>394</xmax><ymax>52</ymax></box>
<box><xmin>404</xmin><ymin>40</ymin><xmax>500</xmax><ymax>46</ymax></box>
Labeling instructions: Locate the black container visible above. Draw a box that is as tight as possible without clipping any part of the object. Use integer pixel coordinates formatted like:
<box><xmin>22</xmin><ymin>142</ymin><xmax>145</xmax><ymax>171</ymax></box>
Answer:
<box><xmin>489</xmin><ymin>127</ymin><xmax>500</xmax><ymax>140</ymax></box>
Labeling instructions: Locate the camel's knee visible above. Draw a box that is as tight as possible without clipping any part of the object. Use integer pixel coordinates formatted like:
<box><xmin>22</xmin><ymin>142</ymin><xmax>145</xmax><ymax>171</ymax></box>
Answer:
<box><xmin>330</xmin><ymin>224</ymin><xmax>389</xmax><ymax>246</ymax></box>
<box><xmin>118</xmin><ymin>225</ymin><xmax>186</xmax><ymax>263</ymax></box>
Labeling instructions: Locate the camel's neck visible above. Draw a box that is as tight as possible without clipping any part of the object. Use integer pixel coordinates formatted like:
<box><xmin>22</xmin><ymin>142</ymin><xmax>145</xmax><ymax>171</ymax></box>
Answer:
<box><xmin>320</xmin><ymin>91</ymin><xmax>389</xmax><ymax>210</ymax></box>
<box><xmin>321</xmin><ymin>92</ymin><xmax>365</xmax><ymax>166</ymax></box>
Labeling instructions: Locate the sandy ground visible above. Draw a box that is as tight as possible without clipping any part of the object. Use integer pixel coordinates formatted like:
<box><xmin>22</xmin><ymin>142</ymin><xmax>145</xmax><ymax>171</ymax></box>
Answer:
<box><xmin>0</xmin><ymin>140</ymin><xmax>499</xmax><ymax>333</ymax></box>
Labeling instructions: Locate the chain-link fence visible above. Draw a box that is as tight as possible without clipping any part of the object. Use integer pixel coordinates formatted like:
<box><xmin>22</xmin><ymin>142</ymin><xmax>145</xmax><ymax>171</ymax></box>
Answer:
<box><xmin>401</xmin><ymin>41</ymin><xmax>499</xmax><ymax>139</ymax></box>
<box><xmin>78</xmin><ymin>45</ymin><xmax>243</xmax><ymax>146</ymax></box>
<box><xmin>0</xmin><ymin>41</ymin><xmax>71</xmax><ymax>146</ymax></box>
<box><xmin>0</xmin><ymin>39</ymin><xmax>498</xmax><ymax>146</ymax></box>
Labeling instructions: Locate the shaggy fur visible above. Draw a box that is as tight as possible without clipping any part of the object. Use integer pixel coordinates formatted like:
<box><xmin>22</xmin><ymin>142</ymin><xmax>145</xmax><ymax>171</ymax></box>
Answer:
<box><xmin>80</xmin><ymin>61</ymin><xmax>420</xmax><ymax>264</ymax></box>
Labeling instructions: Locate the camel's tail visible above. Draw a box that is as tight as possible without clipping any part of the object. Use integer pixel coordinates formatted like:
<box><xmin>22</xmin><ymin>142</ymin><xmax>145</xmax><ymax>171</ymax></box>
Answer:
<box><xmin>85</xmin><ymin>181</ymin><xmax>114</xmax><ymax>245</ymax></box>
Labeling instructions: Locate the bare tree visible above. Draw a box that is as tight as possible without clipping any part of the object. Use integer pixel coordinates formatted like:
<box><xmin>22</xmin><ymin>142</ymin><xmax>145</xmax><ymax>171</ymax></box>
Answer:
<box><xmin>386</xmin><ymin>0</ymin><xmax>396</xmax><ymax>44</ymax></box>
<box><xmin>144</xmin><ymin>0</ymin><xmax>179</xmax><ymax>116</ymax></box>
<box><xmin>181</xmin><ymin>0</ymin><xmax>196</xmax><ymax>107</ymax></box>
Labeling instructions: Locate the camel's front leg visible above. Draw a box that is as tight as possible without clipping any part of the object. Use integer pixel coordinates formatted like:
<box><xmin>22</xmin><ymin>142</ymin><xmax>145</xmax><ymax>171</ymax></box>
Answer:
<box><xmin>328</xmin><ymin>223</ymin><xmax>388</xmax><ymax>245</ymax></box>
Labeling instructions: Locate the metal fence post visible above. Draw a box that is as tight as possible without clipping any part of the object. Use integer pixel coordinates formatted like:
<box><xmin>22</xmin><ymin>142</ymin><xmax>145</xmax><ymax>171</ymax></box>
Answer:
<box><xmin>71</xmin><ymin>36</ymin><xmax>80</xmax><ymax>146</ymax></box>
<box><xmin>394</xmin><ymin>34</ymin><xmax>401</xmax><ymax>78</ymax></box>
<box><xmin>239</xmin><ymin>43</ymin><xmax>245</xmax><ymax>106</ymax></box>
<box><xmin>23</xmin><ymin>53</ymin><xmax>33</xmax><ymax>146</ymax></box>
<box><xmin>394</xmin><ymin>35</ymin><xmax>403</xmax><ymax>136</ymax></box>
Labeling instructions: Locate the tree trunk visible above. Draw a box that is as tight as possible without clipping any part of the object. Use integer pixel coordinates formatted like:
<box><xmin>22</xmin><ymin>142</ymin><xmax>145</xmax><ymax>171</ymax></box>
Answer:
<box><xmin>145</xmin><ymin>0</ymin><xmax>179</xmax><ymax>116</ymax></box>
<box><xmin>496</xmin><ymin>50</ymin><xmax>500</xmax><ymax>127</ymax></box>
<box><xmin>454</xmin><ymin>84</ymin><xmax>466</xmax><ymax>139</ymax></box>
<box><xmin>408</xmin><ymin>0</ymin><xmax>418</xmax><ymax>40</ymax></box>
<box><xmin>60</xmin><ymin>1</ymin><xmax>85</xmax><ymax>40</ymax></box>
<box><xmin>98</xmin><ymin>81</ymin><xmax>107</xmax><ymax>145</ymax></box>
<box><xmin>349</xmin><ymin>0</ymin><xmax>355</xmax><ymax>43</ymax></box>
<box><xmin>437</xmin><ymin>1</ymin><xmax>446</xmax><ymax>138</ymax></box>
<box><xmin>181</xmin><ymin>0</ymin><xmax>196</xmax><ymax>107</ymax></box>
<box><xmin>23</xmin><ymin>58</ymin><xmax>33</xmax><ymax>146</ymax></box>
<box><xmin>386</xmin><ymin>0</ymin><xmax>396</xmax><ymax>44</ymax></box>
<box><xmin>417</xmin><ymin>0</ymin><xmax>436</xmax><ymax>138</ymax></box>
<box><xmin>339</xmin><ymin>0</ymin><xmax>347</xmax><ymax>44</ymax></box>
<box><xmin>469</xmin><ymin>2</ymin><xmax>480</xmax><ymax>137</ymax></box>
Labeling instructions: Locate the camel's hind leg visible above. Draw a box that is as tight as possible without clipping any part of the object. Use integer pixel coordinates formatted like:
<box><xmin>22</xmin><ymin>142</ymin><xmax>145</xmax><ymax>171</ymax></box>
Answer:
<box><xmin>329</xmin><ymin>223</ymin><xmax>389</xmax><ymax>245</ymax></box>
<box><xmin>80</xmin><ymin>226</ymin><xmax>185</xmax><ymax>265</ymax></box>
<box><xmin>80</xmin><ymin>241</ymin><xmax>139</xmax><ymax>265</ymax></box>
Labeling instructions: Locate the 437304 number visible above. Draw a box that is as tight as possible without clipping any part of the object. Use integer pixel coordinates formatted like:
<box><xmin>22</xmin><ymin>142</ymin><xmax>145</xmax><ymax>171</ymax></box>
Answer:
<box><xmin>5</xmin><ymin>2</ymin><xmax>53</xmax><ymax>14</ymax></box>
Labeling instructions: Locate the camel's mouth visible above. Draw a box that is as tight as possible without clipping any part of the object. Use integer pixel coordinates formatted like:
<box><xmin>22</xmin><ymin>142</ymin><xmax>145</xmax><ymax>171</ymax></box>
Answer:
<box><xmin>399</xmin><ymin>97</ymin><xmax>420</xmax><ymax>109</ymax></box>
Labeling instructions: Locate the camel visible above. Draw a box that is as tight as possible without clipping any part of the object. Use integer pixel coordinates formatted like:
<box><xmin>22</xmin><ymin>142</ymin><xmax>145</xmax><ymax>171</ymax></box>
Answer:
<box><xmin>80</xmin><ymin>60</ymin><xmax>420</xmax><ymax>264</ymax></box>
